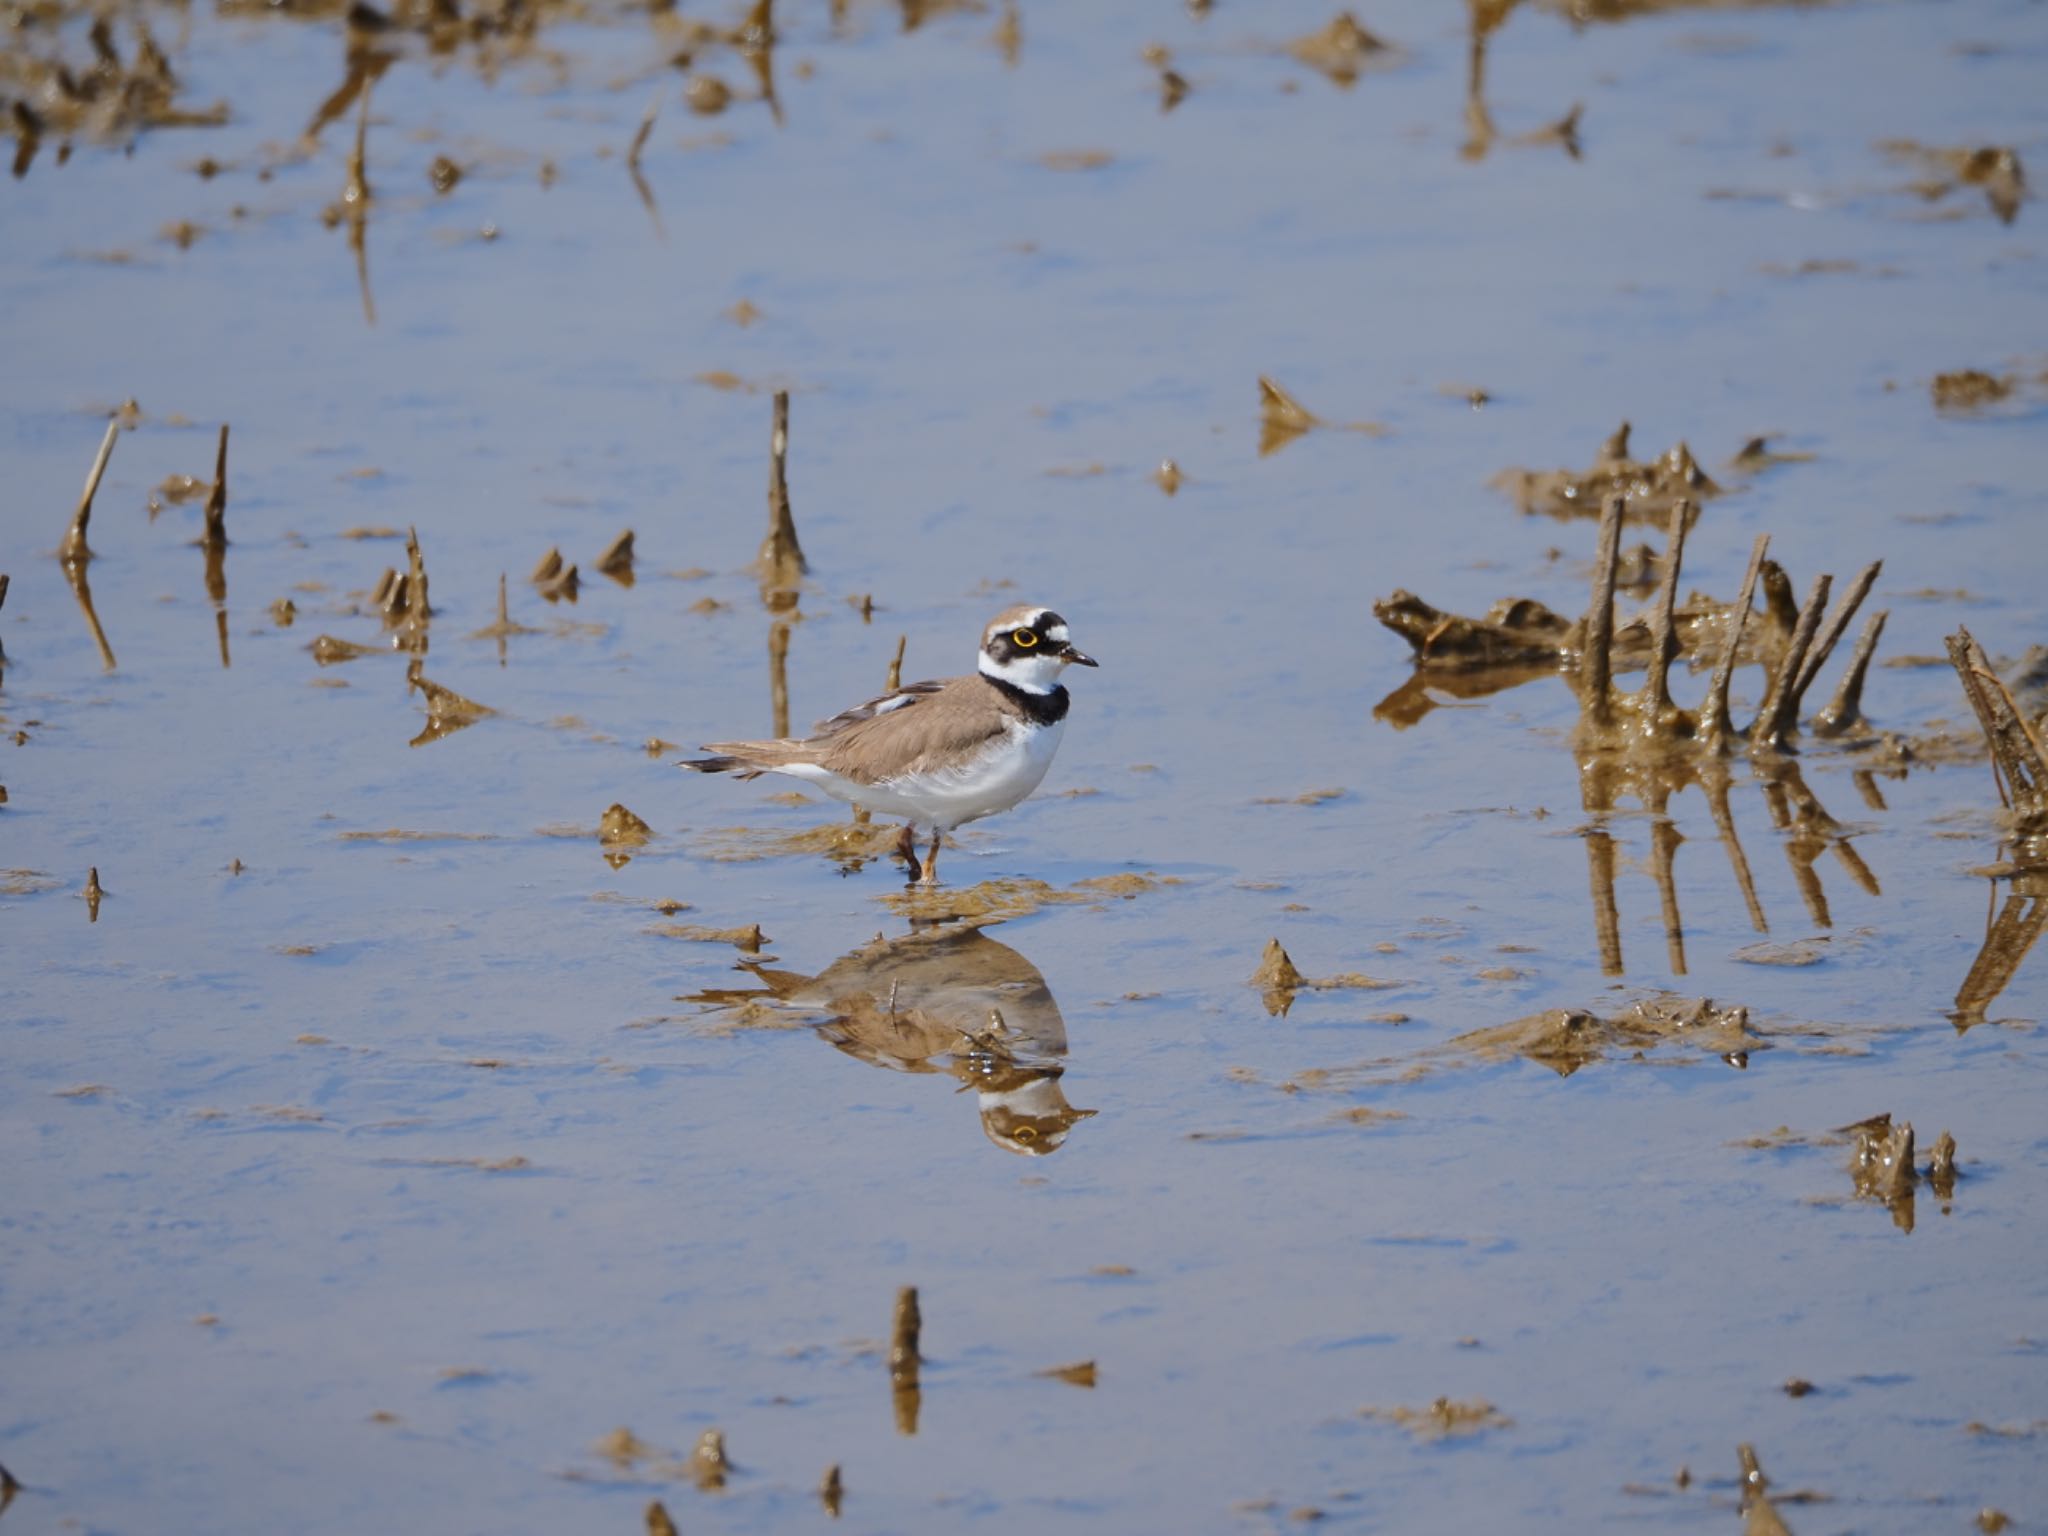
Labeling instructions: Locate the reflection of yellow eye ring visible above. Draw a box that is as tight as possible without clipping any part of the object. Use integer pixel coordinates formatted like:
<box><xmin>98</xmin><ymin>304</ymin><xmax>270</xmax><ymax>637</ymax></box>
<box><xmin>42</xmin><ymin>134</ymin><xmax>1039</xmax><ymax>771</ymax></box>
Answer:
<box><xmin>1014</xmin><ymin>1125</ymin><xmax>1038</xmax><ymax>1140</ymax></box>
<box><xmin>1012</xmin><ymin>630</ymin><xmax>1039</xmax><ymax>648</ymax></box>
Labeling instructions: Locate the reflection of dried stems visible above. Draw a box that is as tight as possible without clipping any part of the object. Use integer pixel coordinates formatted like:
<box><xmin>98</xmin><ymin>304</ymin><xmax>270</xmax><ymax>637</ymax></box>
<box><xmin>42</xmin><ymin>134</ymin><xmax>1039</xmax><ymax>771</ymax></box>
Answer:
<box><xmin>1410</xmin><ymin>495</ymin><xmax>1886</xmax><ymax>977</ymax></box>
<box><xmin>85</xmin><ymin>865</ymin><xmax>103</xmax><ymax>922</ymax></box>
<box><xmin>65</xmin><ymin>559</ymin><xmax>118</xmax><ymax>672</ymax></box>
<box><xmin>738</xmin><ymin>0</ymin><xmax>781</xmax><ymax>124</ymax></box>
<box><xmin>201</xmin><ymin>429</ymin><xmax>232</xmax><ymax>666</ymax></box>
<box><xmin>626</xmin><ymin>90</ymin><xmax>663</xmax><ymax>237</ymax></box>
<box><xmin>1943</xmin><ymin>627</ymin><xmax>2048</xmax><ymax>1024</ymax></box>
<box><xmin>335</xmin><ymin>79</ymin><xmax>377</xmax><ymax>325</ymax></box>
<box><xmin>889</xmin><ymin>1285</ymin><xmax>921</xmax><ymax>1436</ymax></box>
<box><xmin>1952</xmin><ymin>876</ymin><xmax>2047</xmax><ymax>1030</ymax></box>
<box><xmin>1462</xmin><ymin>0</ymin><xmax>1580</xmax><ymax>161</ymax></box>
<box><xmin>755</xmin><ymin>390</ymin><xmax>805</xmax><ymax>735</ymax></box>
<box><xmin>768</xmin><ymin>616</ymin><xmax>792</xmax><ymax>739</ymax></box>
<box><xmin>62</xmin><ymin>419</ymin><xmax>119</xmax><ymax>566</ymax></box>
<box><xmin>305</xmin><ymin>48</ymin><xmax>392</xmax><ymax>144</ymax></box>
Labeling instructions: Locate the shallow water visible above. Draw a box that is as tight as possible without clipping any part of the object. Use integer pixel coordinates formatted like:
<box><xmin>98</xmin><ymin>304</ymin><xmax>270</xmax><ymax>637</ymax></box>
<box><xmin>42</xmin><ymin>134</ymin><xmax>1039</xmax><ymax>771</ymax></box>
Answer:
<box><xmin>4</xmin><ymin>0</ymin><xmax>2047</xmax><ymax>1530</ymax></box>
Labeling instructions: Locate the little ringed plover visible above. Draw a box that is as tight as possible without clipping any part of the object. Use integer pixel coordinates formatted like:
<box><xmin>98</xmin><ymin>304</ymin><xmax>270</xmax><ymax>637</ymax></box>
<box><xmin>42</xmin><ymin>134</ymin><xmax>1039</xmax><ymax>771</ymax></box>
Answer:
<box><xmin>684</xmin><ymin>605</ymin><xmax>1097</xmax><ymax>884</ymax></box>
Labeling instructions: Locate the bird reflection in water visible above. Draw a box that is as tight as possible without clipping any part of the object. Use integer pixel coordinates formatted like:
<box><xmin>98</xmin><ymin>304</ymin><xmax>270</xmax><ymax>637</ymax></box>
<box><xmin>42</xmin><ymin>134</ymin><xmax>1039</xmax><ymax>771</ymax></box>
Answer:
<box><xmin>689</xmin><ymin>926</ymin><xmax>1094</xmax><ymax>1155</ymax></box>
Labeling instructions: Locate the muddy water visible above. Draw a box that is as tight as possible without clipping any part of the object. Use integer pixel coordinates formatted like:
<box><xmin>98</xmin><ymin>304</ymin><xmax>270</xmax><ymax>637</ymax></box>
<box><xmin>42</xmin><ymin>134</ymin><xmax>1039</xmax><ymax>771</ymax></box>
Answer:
<box><xmin>4</xmin><ymin>0</ymin><xmax>2047</xmax><ymax>1530</ymax></box>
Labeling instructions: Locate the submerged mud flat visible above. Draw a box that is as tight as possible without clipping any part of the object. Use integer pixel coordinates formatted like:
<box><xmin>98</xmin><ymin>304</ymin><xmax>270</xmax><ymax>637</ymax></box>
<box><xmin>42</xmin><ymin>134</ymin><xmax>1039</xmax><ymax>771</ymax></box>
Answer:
<box><xmin>4</xmin><ymin>0</ymin><xmax>2047</xmax><ymax>1531</ymax></box>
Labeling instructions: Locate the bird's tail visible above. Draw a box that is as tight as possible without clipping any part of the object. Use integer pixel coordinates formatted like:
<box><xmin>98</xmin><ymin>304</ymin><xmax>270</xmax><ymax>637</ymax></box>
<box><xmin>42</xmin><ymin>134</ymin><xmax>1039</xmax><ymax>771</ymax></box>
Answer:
<box><xmin>681</xmin><ymin>753</ymin><xmax>766</xmax><ymax>780</ymax></box>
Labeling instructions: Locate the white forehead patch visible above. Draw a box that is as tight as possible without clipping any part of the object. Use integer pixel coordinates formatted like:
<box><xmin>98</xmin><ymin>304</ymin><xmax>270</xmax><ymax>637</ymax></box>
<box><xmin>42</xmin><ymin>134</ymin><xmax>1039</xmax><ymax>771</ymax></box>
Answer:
<box><xmin>986</xmin><ymin>608</ymin><xmax>1053</xmax><ymax>640</ymax></box>
<box><xmin>1042</xmin><ymin>622</ymin><xmax>1070</xmax><ymax>643</ymax></box>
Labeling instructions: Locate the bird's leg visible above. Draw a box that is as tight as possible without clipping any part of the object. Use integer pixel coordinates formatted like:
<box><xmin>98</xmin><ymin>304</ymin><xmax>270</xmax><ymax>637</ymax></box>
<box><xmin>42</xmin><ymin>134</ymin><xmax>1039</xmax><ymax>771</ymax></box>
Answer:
<box><xmin>894</xmin><ymin>823</ymin><xmax>922</xmax><ymax>884</ymax></box>
<box><xmin>920</xmin><ymin>830</ymin><xmax>942</xmax><ymax>886</ymax></box>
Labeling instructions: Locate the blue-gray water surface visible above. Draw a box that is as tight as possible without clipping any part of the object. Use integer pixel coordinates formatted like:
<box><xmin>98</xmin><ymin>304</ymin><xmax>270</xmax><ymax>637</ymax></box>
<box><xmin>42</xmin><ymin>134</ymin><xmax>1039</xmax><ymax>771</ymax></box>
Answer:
<box><xmin>4</xmin><ymin>0</ymin><xmax>2047</xmax><ymax>1530</ymax></box>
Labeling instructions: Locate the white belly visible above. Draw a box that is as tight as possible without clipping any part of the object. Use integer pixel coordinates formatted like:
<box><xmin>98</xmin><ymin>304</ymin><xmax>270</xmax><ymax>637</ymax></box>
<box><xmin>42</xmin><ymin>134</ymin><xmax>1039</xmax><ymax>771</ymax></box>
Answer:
<box><xmin>781</xmin><ymin>718</ymin><xmax>1064</xmax><ymax>831</ymax></box>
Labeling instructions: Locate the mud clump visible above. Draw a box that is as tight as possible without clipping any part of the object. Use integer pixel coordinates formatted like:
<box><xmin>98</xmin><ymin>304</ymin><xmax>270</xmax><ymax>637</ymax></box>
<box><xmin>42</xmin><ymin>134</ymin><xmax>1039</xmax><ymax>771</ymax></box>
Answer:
<box><xmin>1881</xmin><ymin>141</ymin><xmax>2027</xmax><ymax>225</ymax></box>
<box><xmin>1256</xmin><ymin>375</ymin><xmax>1384</xmax><ymax>456</ymax></box>
<box><xmin>1839</xmin><ymin>1113</ymin><xmax>1960</xmax><ymax>1232</ymax></box>
<box><xmin>1491</xmin><ymin>422</ymin><xmax>1724</xmax><ymax>524</ymax></box>
<box><xmin>1360</xmin><ymin>1397</ymin><xmax>1510</xmax><ymax>1440</ymax></box>
<box><xmin>310</xmin><ymin>634</ymin><xmax>379</xmax><ymax>665</ymax></box>
<box><xmin>1250</xmin><ymin>938</ymin><xmax>1400</xmax><ymax>1017</ymax></box>
<box><xmin>649</xmin><ymin>921</ymin><xmax>765</xmax><ymax>951</ymax></box>
<box><xmin>889</xmin><ymin>1285</ymin><xmax>921</xmax><ymax>1434</ymax></box>
<box><xmin>1036</xmin><ymin>1359</ymin><xmax>1097</xmax><ymax>1387</ymax></box>
<box><xmin>1932</xmin><ymin>370</ymin><xmax>2014</xmax><ymax>411</ymax></box>
<box><xmin>689</xmin><ymin>1428</ymin><xmax>729</xmax><ymax>1490</ymax></box>
<box><xmin>598</xmin><ymin>803</ymin><xmax>653</xmax><ymax>846</ymax></box>
<box><xmin>3</xmin><ymin>14</ymin><xmax>227</xmax><ymax>176</ymax></box>
<box><xmin>1286</xmin><ymin>11</ymin><xmax>1391</xmax><ymax>86</ymax></box>
<box><xmin>406</xmin><ymin>663</ymin><xmax>493</xmax><ymax>747</ymax></box>
<box><xmin>1452</xmin><ymin>995</ymin><xmax>1757</xmax><ymax>1075</ymax></box>
<box><xmin>1373</xmin><ymin>591</ymin><xmax>1577</xmax><ymax>670</ymax></box>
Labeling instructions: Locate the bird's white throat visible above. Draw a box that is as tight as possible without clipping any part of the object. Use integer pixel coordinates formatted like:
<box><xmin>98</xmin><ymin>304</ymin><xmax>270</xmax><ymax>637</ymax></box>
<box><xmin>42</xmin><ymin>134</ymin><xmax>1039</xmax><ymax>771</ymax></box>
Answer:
<box><xmin>978</xmin><ymin>649</ymin><xmax>1067</xmax><ymax>695</ymax></box>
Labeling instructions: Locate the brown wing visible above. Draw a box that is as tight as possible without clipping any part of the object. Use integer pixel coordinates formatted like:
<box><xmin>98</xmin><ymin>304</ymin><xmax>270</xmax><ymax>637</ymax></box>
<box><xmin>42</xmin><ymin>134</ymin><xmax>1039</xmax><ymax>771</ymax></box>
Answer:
<box><xmin>813</xmin><ymin>675</ymin><xmax>1012</xmax><ymax>785</ymax></box>
<box><xmin>812</xmin><ymin>678</ymin><xmax>950</xmax><ymax>737</ymax></box>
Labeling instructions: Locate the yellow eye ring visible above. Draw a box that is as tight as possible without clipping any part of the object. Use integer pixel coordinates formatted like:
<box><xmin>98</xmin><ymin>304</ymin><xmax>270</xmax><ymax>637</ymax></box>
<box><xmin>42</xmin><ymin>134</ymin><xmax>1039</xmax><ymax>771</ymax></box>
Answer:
<box><xmin>1012</xmin><ymin>629</ymin><xmax>1039</xmax><ymax>648</ymax></box>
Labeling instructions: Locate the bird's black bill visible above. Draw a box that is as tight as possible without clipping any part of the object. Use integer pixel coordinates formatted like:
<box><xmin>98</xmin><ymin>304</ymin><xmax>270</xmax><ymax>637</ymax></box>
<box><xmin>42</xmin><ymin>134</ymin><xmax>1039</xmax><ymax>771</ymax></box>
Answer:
<box><xmin>1059</xmin><ymin>645</ymin><xmax>1099</xmax><ymax>667</ymax></box>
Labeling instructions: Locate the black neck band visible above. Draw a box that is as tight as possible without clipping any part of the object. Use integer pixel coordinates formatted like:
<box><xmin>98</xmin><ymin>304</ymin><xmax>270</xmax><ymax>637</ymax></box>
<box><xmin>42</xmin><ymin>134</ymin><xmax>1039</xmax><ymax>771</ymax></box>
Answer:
<box><xmin>983</xmin><ymin>674</ymin><xmax>1070</xmax><ymax>726</ymax></box>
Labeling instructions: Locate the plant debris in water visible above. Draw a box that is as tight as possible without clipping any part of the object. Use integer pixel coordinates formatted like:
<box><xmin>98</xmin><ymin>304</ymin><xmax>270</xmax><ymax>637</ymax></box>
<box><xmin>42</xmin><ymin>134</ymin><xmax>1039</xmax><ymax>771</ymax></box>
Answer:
<box><xmin>1878</xmin><ymin>141</ymin><xmax>2028</xmax><ymax>225</ymax></box>
<box><xmin>1360</xmin><ymin>1397</ymin><xmax>1511</xmax><ymax>1440</ymax></box>
<box><xmin>1491</xmin><ymin>421</ymin><xmax>1727</xmax><ymax>523</ymax></box>
<box><xmin>1451</xmin><ymin>995</ymin><xmax>1759</xmax><ymax>1075</ymax></box>
<box><xmin>1249</xmin><ymin>938</ymin><xmax>1400</xmax><ymax>1017</ymax></box>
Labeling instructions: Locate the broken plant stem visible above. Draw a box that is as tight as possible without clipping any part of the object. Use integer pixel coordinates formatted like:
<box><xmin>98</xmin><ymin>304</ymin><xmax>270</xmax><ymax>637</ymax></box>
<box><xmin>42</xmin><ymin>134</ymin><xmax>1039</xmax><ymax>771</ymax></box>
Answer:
<box><xmin>1579</xmin><ymin>494</ymin><xmax>1624</xmax><ymax>727</ymax></box>
<box><xmin>1701</xmin><ymin>533</ymin><xmax>1769</xmax><ymax>751</ymax></box>
<box><xmin>1789</xmin><ymin>559</ymin><xmax>1881</xmax><ymax>709</ymax></box>
<box><xmin>1946</xmin><ymin>627</ymin><xmax>2048</xmax><ymax>835</ymax></box>
<box><xmin>1813</xmin><ymin>609</ymin><xmax>1887</xmax><ymax>737</ymax></box>
<box><xmin>63</xmin><ymin>419</ymin><xmax>119</xmax><ymax>566</ymax></box>
<box><xmin>203</xmin><ymin>424</ymin><xmax>229</xmax><ymax>548</ymax></box>
<box><xmin>1642</xmin><ymin>498</ymin><xmax>1691</xmax><ymax>713</ymax></box>
<box><xmin>1749</xmin><ymin>572</ymin><xmax>1831</xmax><ymax>750</ymax></box>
